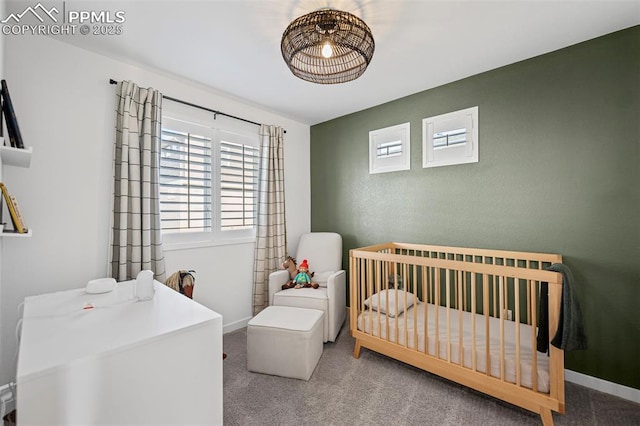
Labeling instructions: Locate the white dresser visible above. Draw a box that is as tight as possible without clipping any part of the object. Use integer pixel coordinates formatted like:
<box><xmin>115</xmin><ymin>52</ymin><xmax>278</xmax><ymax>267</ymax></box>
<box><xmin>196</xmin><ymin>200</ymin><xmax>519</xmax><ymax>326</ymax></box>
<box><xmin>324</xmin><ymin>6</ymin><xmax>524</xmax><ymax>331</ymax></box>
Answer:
<box><xmin>17</xmin><ymin>280</ymin><xmax>223</xmax><ymax>425</ymax></box>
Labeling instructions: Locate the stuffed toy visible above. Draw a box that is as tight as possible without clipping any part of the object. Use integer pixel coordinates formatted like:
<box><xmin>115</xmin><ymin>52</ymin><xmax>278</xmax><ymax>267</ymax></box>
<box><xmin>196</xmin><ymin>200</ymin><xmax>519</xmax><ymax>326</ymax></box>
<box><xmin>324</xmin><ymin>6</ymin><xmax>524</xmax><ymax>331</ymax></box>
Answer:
<box><xmin>282</xmin><ymin>258</ymin><xmax>319</xmax><ymax>290</ymax></box>
<box><xmin>281</xmin><ymin>256</ymin><xmax>298</xmax><ymax>281</ymax></box>
<box><xmin>388</xmin><ymin>273</ymin><xmax>403</xmax><ymax>289</ymax></box>
<box><xmin>281</xmin><ymin>256</ymin><xmax>317</xmax><ymax>290</ymax></box>
<box><xmin>164</xmin><ymin>269</ymin><xmax>196</xmax><ymax>299</ymax></box>
<box><xmin>281</xmin><ymin>256</ymin><xmax>298</xmax><ymax>290</ymax></box>
<box><xmin>293</xmin><ymin>259</ymin><xmax>319</xmax><ymax>289</ymax></box>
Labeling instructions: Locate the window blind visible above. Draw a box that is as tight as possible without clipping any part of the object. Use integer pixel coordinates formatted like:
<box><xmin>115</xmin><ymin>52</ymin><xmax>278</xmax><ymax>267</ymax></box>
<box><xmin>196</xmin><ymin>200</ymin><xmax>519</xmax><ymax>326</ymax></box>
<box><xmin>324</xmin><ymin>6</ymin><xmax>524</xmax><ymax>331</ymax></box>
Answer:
<box><xmin>220</xmin><ymin>140</ymin><xmax>258</xmax><ymax>230</ymax></box>
<box><xmin>376</xmin><ymin>140</ymin><xmax>403</xmax><ymax>158</ymax></box>
<box><xmin>159</xmin><ymin>128</ymin><xmax>212</xmax><ymax>232</ymax></box>
<box><xmin>433</xmin><ymin>128</ymin><xmax>467</xmax><ymax>148</ymax></box>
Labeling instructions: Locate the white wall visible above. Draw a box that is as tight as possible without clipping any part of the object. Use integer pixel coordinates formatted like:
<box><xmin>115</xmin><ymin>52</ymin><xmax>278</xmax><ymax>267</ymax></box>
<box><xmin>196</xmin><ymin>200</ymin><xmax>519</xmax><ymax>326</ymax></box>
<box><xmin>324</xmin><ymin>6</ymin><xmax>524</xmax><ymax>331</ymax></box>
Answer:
<box><xmin>0</xmin><ymin>34</ymin><xmax>310</xmax><ymax>384</ymax></box>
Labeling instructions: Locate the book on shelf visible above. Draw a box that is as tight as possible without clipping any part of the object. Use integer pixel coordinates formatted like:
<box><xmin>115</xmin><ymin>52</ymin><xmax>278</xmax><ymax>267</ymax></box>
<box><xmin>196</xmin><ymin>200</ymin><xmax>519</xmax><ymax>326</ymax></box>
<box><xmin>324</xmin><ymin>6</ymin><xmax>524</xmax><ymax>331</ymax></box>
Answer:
<box><xmin>10</xmin><ymin>196</ymin><xmax>27</xmax><ymax>232</ymax></box>
<box><xmin>1</xmin><ymin>94</ymin><xmax>11</xmax><ymax>148</ymax></box>
<box><xmin>0</xmin><ymin>95</ymin><xmax>3</xmax><ymax>140</ymax></box>
<box><xmin>1</xmin><ymin>79</ymin><xmax>24</xmax><ymax>149</ymax></box>
<box><xmin>0</xmin><ymin>182</ymin><xmax>27</xmax><ymax>233</ymax></box>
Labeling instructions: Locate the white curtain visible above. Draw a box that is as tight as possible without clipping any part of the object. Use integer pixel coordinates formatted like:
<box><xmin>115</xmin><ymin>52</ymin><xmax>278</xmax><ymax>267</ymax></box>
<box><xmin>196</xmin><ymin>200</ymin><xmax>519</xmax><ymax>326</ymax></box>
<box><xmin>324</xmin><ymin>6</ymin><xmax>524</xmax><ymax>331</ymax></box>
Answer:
<box><xmin>109</xmin><ymin>80</ymin><xmax>166</xmax><ymax>282</ymax></box>
<box><xmin>252</xmin><ymin>125</ymin><xmax>287</xmax><ymax>315</ymax></box>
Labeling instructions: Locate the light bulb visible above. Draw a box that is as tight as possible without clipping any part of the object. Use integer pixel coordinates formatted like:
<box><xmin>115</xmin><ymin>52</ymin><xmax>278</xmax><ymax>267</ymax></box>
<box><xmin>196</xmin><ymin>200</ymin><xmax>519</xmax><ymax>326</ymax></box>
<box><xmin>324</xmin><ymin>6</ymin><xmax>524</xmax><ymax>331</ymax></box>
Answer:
<box><xmin>321</xmin><ymin>41</ymin><xmax>333</xmax><ymax>58</ymax></box>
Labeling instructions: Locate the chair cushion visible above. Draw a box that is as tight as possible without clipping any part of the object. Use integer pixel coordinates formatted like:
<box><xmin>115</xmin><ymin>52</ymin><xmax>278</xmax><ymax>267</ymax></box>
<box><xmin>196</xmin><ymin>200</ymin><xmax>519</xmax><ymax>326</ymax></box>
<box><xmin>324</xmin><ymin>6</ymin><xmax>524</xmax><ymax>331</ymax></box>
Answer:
<box><xmin>274</xmin><ymin>287</ymin><xmax>328</xmax><ymax>311</ymax></box>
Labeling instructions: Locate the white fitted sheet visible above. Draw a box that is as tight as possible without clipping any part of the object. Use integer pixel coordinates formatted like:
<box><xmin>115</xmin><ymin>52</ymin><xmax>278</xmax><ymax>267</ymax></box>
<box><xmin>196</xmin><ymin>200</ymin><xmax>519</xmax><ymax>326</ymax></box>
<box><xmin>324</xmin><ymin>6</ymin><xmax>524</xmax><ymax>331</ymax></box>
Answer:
<box><xmin>357</xmin><ymin>301</ymin><xmax>550</xmax><ymax>392</ymax></box>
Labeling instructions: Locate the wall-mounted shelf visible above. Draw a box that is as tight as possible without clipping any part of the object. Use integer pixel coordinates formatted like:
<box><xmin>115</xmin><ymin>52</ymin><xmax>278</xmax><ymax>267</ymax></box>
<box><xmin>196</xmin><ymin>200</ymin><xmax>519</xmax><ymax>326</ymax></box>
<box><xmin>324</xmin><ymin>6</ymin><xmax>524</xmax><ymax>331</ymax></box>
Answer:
<box><xmin>0</xmin><ymin>141</ymin><xmax>33</xmax><ymax>168</ymax></box>
<box><xmin>0</xmin><ymin>228</ymin><xmax>32</xmax><ymax>238</ymax></box>
<box><xmin>1</xmin><ymin>137</ymin><xmax>34</xmax><ymax>235</ymax></box>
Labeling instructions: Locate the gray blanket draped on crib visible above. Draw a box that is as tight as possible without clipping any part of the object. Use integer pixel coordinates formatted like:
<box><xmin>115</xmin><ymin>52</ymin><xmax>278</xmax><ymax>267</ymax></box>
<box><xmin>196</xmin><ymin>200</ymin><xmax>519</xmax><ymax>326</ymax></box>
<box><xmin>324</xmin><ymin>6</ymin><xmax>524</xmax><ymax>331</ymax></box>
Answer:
<box><xmin>536</xmin><ymin>263</ymin><xmax>588</xmax><ymax>353</ymax></box>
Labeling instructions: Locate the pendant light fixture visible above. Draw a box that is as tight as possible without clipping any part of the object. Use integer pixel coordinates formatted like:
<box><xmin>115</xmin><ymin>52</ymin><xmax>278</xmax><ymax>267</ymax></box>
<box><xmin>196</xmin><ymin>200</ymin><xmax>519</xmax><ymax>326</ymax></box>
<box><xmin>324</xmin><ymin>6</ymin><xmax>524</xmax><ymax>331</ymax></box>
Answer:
<box><xmin>281</xmin><ymin>8</ymin><xmax>375</xmax><ymax>84</ymax></box>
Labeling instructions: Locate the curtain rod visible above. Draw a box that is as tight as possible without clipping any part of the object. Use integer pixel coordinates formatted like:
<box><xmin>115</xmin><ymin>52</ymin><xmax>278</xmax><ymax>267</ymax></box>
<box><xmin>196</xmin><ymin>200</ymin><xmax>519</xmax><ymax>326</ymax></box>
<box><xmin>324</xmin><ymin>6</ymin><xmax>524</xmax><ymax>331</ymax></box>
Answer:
<box><xmin>109</xmin><ymin>79</ymin><xmax>286</xmax><ymax>133</ymax></box>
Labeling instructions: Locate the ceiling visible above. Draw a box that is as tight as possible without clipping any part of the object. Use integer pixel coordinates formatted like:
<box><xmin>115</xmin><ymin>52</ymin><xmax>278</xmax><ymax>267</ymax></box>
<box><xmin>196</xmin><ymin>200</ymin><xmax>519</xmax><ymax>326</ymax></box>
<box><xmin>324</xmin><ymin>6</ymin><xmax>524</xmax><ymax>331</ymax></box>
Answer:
<box><xmin>57</xmin><ymin>1</ymin><xmax>639</xmax><ymax>125</ymax></box>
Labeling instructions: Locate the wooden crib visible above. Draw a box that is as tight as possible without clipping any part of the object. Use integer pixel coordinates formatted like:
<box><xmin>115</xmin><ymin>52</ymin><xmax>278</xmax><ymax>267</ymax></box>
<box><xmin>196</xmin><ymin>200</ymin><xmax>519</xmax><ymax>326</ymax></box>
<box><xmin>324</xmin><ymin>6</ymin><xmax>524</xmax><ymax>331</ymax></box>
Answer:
<box><xmin>350</xmin><ymin>243</ymin><xmax>565</xmax><ymax>425</ymax></box>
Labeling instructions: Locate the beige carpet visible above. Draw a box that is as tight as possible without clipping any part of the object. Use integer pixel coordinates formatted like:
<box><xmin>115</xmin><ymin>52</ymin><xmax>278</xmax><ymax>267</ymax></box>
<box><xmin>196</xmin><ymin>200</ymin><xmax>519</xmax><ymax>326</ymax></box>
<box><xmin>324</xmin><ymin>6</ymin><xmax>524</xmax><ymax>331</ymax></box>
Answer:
<box><xmin>223</xmin><ymin>323</ymin><xmax>640</xmax><ymax>425</ymax></box>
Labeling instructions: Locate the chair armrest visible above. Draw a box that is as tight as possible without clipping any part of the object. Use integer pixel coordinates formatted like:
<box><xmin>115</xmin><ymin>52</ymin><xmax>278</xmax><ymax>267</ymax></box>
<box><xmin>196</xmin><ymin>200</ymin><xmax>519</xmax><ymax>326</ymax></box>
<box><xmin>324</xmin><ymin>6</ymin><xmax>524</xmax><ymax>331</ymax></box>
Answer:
<box><xmin>268</xmin><ymin>270</ymin><xmax>291</xmax><ymax>306</ymax></box>
<box><xmin>326</xmin><ymin>270</ymin><xmax>347</xmax><ymax>342</ymax></box>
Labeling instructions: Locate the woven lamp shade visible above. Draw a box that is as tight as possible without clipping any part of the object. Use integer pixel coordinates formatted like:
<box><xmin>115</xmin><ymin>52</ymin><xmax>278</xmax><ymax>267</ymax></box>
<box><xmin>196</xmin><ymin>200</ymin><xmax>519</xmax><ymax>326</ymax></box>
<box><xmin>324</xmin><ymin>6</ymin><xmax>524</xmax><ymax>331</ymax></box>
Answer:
<box><xmin>281</xmin><ymin>9</ymin><xmax>375</xmax><ymax>84</ymax></box>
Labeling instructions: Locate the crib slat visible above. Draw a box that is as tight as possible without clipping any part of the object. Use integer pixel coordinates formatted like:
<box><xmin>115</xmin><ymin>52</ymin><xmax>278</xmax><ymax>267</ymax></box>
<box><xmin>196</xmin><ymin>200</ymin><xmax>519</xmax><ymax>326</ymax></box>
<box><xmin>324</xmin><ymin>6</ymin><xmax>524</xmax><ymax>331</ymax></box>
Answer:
<box><xmin>463</xmin><ymin>270</ymin><xmax>468</xmax><ymax>311</ymax></box>
<box><xmin>471</xmin><ymin>273</ymin><xmax>477</xmax><ymax>372</ymax></box>
<box><xmin>505</xmin><ymin>276</ymin><xmax>509</xmax><ymax>319</ymax></box>
<box><xmin>493</xmin><ymin>275</ymin><xmax>499</xmax><ymax>318</ymax></box>
<box><xmin>499</xmin><ymin>276</ymin><xmax>506</xmax><ymax>382</ymax></box>
<box><xmin>379</xmin><ymin>260</ymin><xmax>385</xmax><ymax>339</ymax></box>
<box><xmin>367</xmin><ymin>259</ymin><xmax>373</xmax><ymax>340</ymax></box>
<box><xmin>350</xmin><ymin>255</ymin><xmax>357</xmax><ymax>333</ymax></box>
<box><xmin>382</xmin><ymin>257</ymin><xmax>388</xmax><ymax>337</ymax></box>
<box><xmin>526</xmin><ymin>263</ymin><xmax>532</xmax><ymax>325</ymax></box>
<box><xmin>483</xmin><ymin>274</ymin><xmax>490</xmax><ymax>376</ymax></box>
<box><xmin>402</xmin><ymin>263</ymin><xmax>409</xmax><ymax>349</ymax></box>
<box><xmin>379</xmin><ymin>260</ymin><xmax>388</xmax><ymax>342</ymax></box>
<box><xmin>531</xmin><ymin>280</ymin><xmax>538</xmax><ymax>393</ymax></box>
<box><xmin>446</xmin><ymin>268</ymin><xmax>451</xmax><ymax>362</ymax></box>
<box><xmin>391</xmin><ymin>262</ymin><xmax>396</xmax><ymax>315</ymax></box>
<box><xmin>515</xmin><ymin>278</ymin><xmax>521</xmax><ymax>387</ymax></box>
<box><xmin>392</xmin><ymin>263</ymin><xmax>398</xmax><ymax>345</ymax></box>
<box><xmin>429</xmin><ymin>264</ymin><xmax>433</xmax><ymax>304</ymax></box>
<box><xmin>413</xmin><ymin>264</ymin><xmax>418</xmax><ymax>351</ymax></box>
<box><xmin>458</xmin><ymin>270</ymin><xmax>463</xmax><ymax>367</ymax></box>
<box><xmin>422</xmin><ymin>266</ymin><xmax>428</xmax><ymax>354</ymax></box>
<box><xmin>379</xmin><ymin>259</ymin><xmax>385</xmax><ymax>337</ymax></box>
<box><xmin>454</xmin><ymin>269</ymin><xmax>458</xmax><ymax>309</ymax></box>
<box><xmin>360</xmin><ymin>257</ymin><xmax>366</xmax><ymax>324</ymax></box>
<box><xmin>549</xmin><ymin>279</ymin><xmax>565</xmax><ymax>410</ymax></box>
<box><xmin>387</xmin><ymin>260</ymin><xmax>393</xmax><ymax>342</ymax></box>
<box><xmin>426</xmin><ymin>267</ymin><xmax>431</xmax><ymax>354</ymax></box>
<box><xmin>526</xmin><ymin>284</ymin><xmax>531</xmax><ymax>325</ymax></box>
<box><xmin>431</xmin><ymin>263</ymin><xmax>435</xmax><ymax>304</ymax></box>
<box><xmin>435</xmin><ymin>268</ymin><xmax>441</xmax><ymax>359</ymax></box>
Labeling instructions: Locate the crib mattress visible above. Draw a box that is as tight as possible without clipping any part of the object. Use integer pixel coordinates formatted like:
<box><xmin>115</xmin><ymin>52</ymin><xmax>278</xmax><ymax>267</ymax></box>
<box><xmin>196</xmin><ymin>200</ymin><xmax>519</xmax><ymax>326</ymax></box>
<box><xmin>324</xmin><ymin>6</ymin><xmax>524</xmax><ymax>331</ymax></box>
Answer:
<box><xmin>357</xmin><ymin>302</ymin><xmax>550</xmax><ymax>393</ymax></box>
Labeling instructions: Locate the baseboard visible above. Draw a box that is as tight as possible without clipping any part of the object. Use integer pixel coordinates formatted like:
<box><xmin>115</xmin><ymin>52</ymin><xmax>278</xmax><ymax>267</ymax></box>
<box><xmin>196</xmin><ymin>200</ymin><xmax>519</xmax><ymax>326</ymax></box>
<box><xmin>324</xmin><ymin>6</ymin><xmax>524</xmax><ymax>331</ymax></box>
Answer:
<box><xmin>223</xmin><ymin>317</ymin><xmax>251</xmax><ymax>334</ymax></box>
<box><xmin>565</xmin><ymin>369</ymin><xmax>639</xmax><ymax>404</ymax></box>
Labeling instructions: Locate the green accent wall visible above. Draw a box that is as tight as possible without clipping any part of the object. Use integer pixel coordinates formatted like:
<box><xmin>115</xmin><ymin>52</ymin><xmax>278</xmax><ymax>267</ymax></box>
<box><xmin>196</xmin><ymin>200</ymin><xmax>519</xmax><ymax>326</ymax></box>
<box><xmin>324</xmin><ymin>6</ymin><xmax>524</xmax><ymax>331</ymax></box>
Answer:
<box><xmin>310</xmin><ymin>27</ymin><xmax>639</xmax><ymax>389</ymax></box>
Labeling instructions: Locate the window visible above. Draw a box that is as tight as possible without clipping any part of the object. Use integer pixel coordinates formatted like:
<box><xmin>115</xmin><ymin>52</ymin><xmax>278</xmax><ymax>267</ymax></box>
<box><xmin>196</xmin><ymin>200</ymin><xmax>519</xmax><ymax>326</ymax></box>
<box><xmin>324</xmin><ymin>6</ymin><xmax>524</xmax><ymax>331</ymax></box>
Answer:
<box><xmin>219</xmin><ymin>132</ymin><xmax>259</xmax><ymax>231</ymax></box>
<box><xmin>160</xmin><ymin>102</ymin><xmax>259</xmax><ymax>248</ymax></box>
<box><xmin>160</xmin><ymin>123</ymin><xmax>212</xmax><ymax>233</ymax></box>
<box><xmin>433</xmin><ymin>128</ymin><xmax>467</xmax><ymax>148</ymax></box>
<box><xmin>369</xmin><ymin>122</ymin><xmax>410</xmax><ymax>174</ymax></box>
<box><xmin>376</xmin><ymin>140</ymin><xmax>403</xmax><ymax>158</ymax></box>
<box><xmin>423</xmin><ymin>106</ymin><xmax>478</xmax><ymax>168</ymax></box>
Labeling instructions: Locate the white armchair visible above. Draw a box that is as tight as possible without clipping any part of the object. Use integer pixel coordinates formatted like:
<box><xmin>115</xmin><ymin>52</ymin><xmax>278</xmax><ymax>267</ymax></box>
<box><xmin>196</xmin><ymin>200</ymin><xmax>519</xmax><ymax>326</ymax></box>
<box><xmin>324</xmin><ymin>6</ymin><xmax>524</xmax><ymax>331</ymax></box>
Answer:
<box><xmin>268</xmin><ymin>232</ymin><xmax>346</xmax><ymax>342</ymax></box>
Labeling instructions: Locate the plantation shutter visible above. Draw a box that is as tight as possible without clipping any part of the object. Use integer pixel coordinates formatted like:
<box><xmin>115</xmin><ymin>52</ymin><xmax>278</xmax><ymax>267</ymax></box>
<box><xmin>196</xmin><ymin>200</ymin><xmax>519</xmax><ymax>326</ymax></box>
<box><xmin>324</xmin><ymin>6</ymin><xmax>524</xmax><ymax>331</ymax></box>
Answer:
<box><xmin>159</xmin><ymin>123</ymin><xmax>212</xmax><ymax>232</ymax></box>
<box><xmin>219</xmin><ymin>134</ymin><xmax>259</xmax><ymax>231</ymax></box>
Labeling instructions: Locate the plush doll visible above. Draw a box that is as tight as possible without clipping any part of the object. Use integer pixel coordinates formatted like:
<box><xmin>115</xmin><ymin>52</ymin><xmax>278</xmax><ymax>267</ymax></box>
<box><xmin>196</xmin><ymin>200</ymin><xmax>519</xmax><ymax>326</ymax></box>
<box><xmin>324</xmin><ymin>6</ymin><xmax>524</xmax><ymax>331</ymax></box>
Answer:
<box><xmin>281</xmin><ymin>256</ymin><xmax>317</xmax><ymax>290</ymax></box>
<box><xmin>293</xmin><ymin>259</ymin><xmax>319</xmax><ymax>289</ymax></box>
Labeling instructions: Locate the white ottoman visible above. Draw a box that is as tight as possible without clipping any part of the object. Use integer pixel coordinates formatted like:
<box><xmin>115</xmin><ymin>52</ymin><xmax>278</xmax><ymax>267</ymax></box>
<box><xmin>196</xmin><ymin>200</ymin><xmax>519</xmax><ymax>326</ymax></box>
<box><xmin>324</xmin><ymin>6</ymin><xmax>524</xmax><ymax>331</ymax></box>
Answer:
<box><xmin>247</xmin><ymin>306</ymin><xmax>324</xmax><ymax>381</ymax></box>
